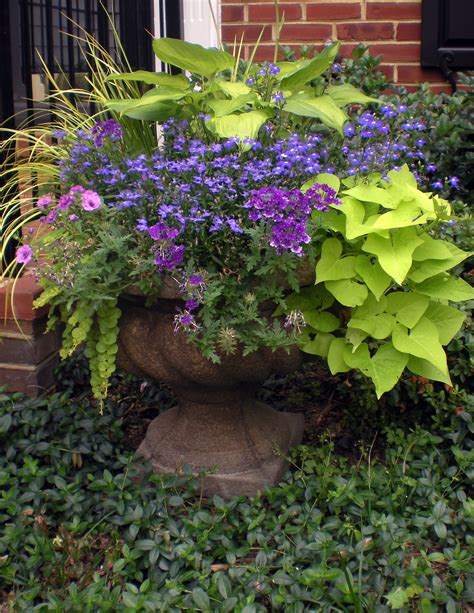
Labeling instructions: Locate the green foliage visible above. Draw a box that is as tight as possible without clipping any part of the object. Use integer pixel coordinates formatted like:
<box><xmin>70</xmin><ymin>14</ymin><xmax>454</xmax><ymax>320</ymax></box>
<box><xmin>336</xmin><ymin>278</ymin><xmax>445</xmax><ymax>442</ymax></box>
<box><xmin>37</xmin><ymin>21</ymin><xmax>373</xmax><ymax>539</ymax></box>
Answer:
<box><xmin>105</xmin><ymin>39</ymin><xmax>375</xmax><ymax>138</ymax></box>
<box><xmin>0</xmin><ymin>384</ymin><xmax>472</xmax><ymax>610</ymax></box>
<box><xmin>288</xmin><ymin>167</ymin><xmax>473</xmax><ymax>397</ymax></box>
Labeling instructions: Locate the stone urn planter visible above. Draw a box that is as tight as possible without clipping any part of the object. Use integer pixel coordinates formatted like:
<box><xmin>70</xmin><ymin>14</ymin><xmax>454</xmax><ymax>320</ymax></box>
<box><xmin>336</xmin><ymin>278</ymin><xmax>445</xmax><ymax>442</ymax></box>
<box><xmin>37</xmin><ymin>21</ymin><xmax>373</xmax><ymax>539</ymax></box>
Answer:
<box><xmin>116</xmin><ymin>280</ymin><xmax>305</xmax><ymax>498</ymax></box>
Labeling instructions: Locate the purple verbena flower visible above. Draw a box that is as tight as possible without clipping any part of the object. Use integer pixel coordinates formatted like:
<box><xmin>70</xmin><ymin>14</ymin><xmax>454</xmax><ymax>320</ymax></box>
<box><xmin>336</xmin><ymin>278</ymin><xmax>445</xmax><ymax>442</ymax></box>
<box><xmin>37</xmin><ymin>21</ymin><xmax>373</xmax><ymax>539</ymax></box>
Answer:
<box><xmin>37</xmin><ymin>195</ymin><xmax>52</xmax><ymax>209</ymax></box>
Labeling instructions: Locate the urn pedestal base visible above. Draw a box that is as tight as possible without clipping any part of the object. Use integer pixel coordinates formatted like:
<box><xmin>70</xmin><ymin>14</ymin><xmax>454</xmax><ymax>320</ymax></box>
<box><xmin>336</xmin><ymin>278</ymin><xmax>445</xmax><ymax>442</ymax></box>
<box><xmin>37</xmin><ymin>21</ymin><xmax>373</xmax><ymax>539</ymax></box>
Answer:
<box><xmin>117</xmin><ymin>296</ymin><xmax>305</xmax><ymax>498</ymax></box>
<box><xmin>137</xmin><ymin>396</ymin><xmax>304</xmax><ymax>498</ymax></box>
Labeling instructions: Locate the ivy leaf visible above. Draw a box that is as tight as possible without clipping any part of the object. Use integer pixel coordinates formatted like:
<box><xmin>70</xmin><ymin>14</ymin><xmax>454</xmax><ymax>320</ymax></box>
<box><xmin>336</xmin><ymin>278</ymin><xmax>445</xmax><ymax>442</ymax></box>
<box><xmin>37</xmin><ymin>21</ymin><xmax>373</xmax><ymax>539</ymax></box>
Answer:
<box><xmin>392</xmin><ymin>317</ymin><xmax>448</xmax><ymax>374</ymax></box>
<box><xmin>303</xmin><ymin>310</ymin><xmax>340</xmax><ymax>332</ymax></box>
<box><xmin>415</xmin><ymin>273</ymin><xmax>474</xmax><ymax>302</ymax></box>
<box><xmin>354</xmin><ymin>255</ymin><xmax>391</xmax><ymax>300</ymax></box>
<box><xmin>362</xmin><ymin>227</ymin><xmax>424</xmax><ymax>284</ymax></box>
<box><xmin>407</xmin><ymin>356</ymin><xmax>452</xmax><ymax>385</ymax></box>
<box><xmin>328</xmin><ymin>337</ymin><xmax>351</xmax><ymax>374</ymax></box>
<box><xmin>325</xmin><ymin>279</ymin><xmax>368</xmax><ymax>307</ymax></box>
<box><xmin>316</xmin><ymin>238</ymin><xmax>356</xmax><ymax>282</ymax></box>
<box><xmin>423</xmin><ymin>302</ymin><xmax>466</xmax><ymax>344</ymax></box>
<box><xmin>385</xmin><ymin>292</ymin><xmax>430</xmax><ymax>328</ymax></box>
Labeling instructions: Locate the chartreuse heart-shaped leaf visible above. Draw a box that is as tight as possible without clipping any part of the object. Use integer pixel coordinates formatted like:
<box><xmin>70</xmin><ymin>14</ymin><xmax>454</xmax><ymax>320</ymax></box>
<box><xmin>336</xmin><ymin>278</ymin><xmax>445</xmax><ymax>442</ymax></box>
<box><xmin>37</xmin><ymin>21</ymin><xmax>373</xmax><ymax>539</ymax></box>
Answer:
<box><xmin>153</xmin><ymin>38</ymin><xmax>235</xmax><ymax>77</ymax></box>
<box><xmin>408</xmin><ymin>252</ymin><xmax>470</xmax><ymax>283</ymax></box>
<box><xmin>362</xmin><ymin>227</ymin><xmax>424</xmax><ymax>284</ymax></box>
<box><xmin>343</xmin><ymin>185</ymin><xmax>398</xmax><ymax>209</ymax></box>
<box><xmin>412</xmin><ymin>234</ymin><xmax>455</xmax><ymax>261</ymax></box>
<box><xmin>407</xmin><ymin>356</ymin><xmax>452</xmax><ymax>385</ymax></box>
<box><xmin>354</xmin><ymin>255</ymin><xmax>391</xmax><ymax>301</ymax></box>
<box><xmin>326</xmin><ymin>83</ymin><xmax>381</xmax><ymax>107</ymax></box>
<box><xmin>302</xmin><ymin>173</ymin><xmax>340</xmax><ymax>194</ymax></box>
<box><xmin>385</xmin><ymin>292</ymin><xmax>430</xmax><ymax>328</ymax></box>
<box><xmin>325</xmin><ymin>279</ymin><xmax>368</xmax><ymax>307</ymax></box>
<box><xmin>274</xmin><ymin>285</ymin><xmax>334</xmax><ymax>316</ymax></box>
<box><xmin>353</xmin><ymin>293</ymin><xmax>387</xmax><ymax>318</ymax></box>
<box><xmin>105</xmin><ymin>70</ymin><xmax>190</xmax><ymax>90</ymax></box>
<box><xmin>280</xmin><ymin>42</ymin><xmax>340</xmax><ymax>90</ymax></box>
<box><xmin>336</xmin><ymin>197</ymin><xmax>369</xmax><ymax>240</ymax></box>
<box><xmin>284</xmin><ymin>95</ymin><xmax>348</xmax><ymax>134</ymax></box>
<box><xmin>343</xmin><ymin>342</ymin><xmax>409</xmax><ymax>398</ymax></box>
<box><xmin>386</xmin><ymin>164</ymin><xmax>418</xmax><ymax>188</ymax></box>
<box><xmin>303</xmin><ymin>310</ymin><xmax>340</xmax><ymax>332</ymax></box>
<box><xmin>301</xmin><ymin>332</ymin><xmax>335</xmax><ymax>357</ymax></box>
<box><xmin>348</xmin><ymin>313</ymin><xmax>395</xmax><ymax>339</ymax></box>
<box><xmin>415</xmin><ymin>273</ymin><xmax>474</xmax><ymax>301</ymax></box>
<box><xmin>316</xmin><ymin>238</ymin><xmax>356</xmax><ymax>283</ymax></box>
<box><xmin>392</xmin><ymin>317</ymin><xmax>448</xmax><ymax>374</ymax></box>
<box><xmin>423</xmin><ymin>302</ymin><xmax>466</xmax><ymax>344</ymax></box>
<box><xmin>345</xmin><ymin>327</ymin><xmax>368</xmax><ymax>351</ymax></box>
<box><xmin>368</xmin><ymin>200</ymin><xmax>432</xmax><ymax>231</ymax></box>
<box><xmin>328</xmin><ymin>338</ymin><xmax>351</xmax><ymax>374</ymax></box>
<box><xmin>206</xmin><ymin>109</ymin><xmax>271</xmax><ymax>140</ymax></box>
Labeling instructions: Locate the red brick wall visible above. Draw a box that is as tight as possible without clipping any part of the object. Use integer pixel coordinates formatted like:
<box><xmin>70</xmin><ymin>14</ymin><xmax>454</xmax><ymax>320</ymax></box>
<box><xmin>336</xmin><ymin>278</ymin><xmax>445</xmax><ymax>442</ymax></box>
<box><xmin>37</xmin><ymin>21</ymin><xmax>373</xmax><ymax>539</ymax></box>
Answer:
<box><xmin>221</xmin><ymin>0</ymin><xmax>449</xmax><ymax>92</ymax></box>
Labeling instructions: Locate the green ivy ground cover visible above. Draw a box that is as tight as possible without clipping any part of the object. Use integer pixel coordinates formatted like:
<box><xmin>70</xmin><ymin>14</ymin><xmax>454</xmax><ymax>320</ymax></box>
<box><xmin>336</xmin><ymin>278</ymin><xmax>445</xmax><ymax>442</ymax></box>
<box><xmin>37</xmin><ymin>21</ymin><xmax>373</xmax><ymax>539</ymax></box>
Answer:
<box><xmin>0</xmin><ymin>374</ymin><xmax>473</xmax><ymax>612</ymax></box>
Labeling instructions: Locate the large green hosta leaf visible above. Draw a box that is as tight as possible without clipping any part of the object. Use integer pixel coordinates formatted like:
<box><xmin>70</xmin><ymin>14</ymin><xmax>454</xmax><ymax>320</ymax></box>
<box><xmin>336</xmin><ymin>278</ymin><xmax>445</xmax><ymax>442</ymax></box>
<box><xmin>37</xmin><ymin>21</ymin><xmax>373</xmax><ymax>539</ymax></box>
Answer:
<box><xmin>326</xmin><ymin>83</ymin><xmax>381</xmax><ymax>107</ymax></box>
<box><xmin>106</xmin><ymin>71</ymin><xmax>190</xmax><ymax>90</ymax></box>
<box><xmin>284</xmin><ymin>95</ymin><xmax>348</xmax><ymax>134</ymax></box>
<box><xmin>280</xmin><ymin>42</ymin><xmax>340</xmax><ymax>90</ymax></box>
<box><xmin>105</xmin><ymin>98</ymin><xmax>181</xmax><ymax>122</ymax></box>
<box><xmin>206</xmin><ymin>94</ymin><xmax>257</xmax><ymax>117</ymax></box>
<box><xmin>206</xmin><ymin>109</ymin><xmax>271</xmax><ymax>140</ymax></box>
<box><xmin>153</xmin><ymin>38</ymin><xmax>235</xmax><ymax>77</ymax></box>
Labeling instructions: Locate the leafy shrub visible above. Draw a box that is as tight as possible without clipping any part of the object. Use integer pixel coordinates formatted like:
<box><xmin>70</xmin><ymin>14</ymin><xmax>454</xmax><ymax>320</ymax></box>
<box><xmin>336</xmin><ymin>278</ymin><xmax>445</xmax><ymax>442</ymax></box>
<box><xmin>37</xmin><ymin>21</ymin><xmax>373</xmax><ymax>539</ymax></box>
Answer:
<box><xmin>1</xmin><ymin>385</ymin><xmax>473</xmax><ymax>611</ymax></box>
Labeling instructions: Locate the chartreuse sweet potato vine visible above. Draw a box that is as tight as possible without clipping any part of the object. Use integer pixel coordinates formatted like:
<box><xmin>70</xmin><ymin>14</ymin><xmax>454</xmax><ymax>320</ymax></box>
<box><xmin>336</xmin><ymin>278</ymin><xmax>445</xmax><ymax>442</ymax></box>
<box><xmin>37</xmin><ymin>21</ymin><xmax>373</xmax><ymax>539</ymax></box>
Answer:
<box><xmin>282</xmin><ymin>166</ymin><xmax>474</xmax><ymax>397</ymax></box>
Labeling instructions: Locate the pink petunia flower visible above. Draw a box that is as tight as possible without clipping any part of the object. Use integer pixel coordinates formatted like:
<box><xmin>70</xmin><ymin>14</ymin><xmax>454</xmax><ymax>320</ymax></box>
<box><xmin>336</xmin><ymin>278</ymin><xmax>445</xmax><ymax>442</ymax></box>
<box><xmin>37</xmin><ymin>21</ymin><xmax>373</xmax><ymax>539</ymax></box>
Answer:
<box><xmin>15</xmin><ymin>245</ymin><xmax>33</xmax><ymax>265</ymax></box>
<box><xmin>37</xmin><ymin>195</ymin><xmax>52</xmax><ymax>209</ymax></box>
<box><xmin>81</xmin><ymin>190</ymin><xmax>101</xmax><ymax>211</ymax></box>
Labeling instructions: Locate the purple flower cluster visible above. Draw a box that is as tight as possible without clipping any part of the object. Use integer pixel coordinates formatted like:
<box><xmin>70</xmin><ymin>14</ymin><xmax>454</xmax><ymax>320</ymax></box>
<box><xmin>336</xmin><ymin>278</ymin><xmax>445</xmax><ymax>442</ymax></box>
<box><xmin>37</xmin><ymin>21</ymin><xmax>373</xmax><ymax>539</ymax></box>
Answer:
<box><xmin>244</xmin><ymin>184</ymin><xmax>340</xmax><ymax>256</ymax></box>
<box><xmin>91</xmin><ymin>119</ymin><xmax>123</xmax><ymax>147</ymax></box>
<box><xmin>340</xmin><ymin>108</ymin><xmax>428</xmax><ymax>178</ymax></box>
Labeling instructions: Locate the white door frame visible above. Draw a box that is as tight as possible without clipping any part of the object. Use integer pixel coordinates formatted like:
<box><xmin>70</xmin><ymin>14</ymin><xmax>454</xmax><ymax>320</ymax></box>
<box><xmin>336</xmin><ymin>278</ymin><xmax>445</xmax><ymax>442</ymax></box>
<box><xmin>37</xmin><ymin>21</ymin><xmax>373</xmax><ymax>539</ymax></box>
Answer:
<box><xmin>154</xmin><ymin>0</ymin><xmax>220</xmax><ymax>48</ymax></box>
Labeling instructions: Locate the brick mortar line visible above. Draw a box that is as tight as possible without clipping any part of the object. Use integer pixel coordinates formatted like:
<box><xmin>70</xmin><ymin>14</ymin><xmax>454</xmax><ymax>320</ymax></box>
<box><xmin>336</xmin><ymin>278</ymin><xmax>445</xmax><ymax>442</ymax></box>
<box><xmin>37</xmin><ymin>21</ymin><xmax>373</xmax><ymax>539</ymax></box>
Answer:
<box><xmin>0</xmin><ymin>330</ymin><xmax>34</xmax><ymax>341</ymax></box>
<box><xmin>0</xmin><ymin>352</ymin><xmax>58</xmax><ymax>372</ymax></box>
